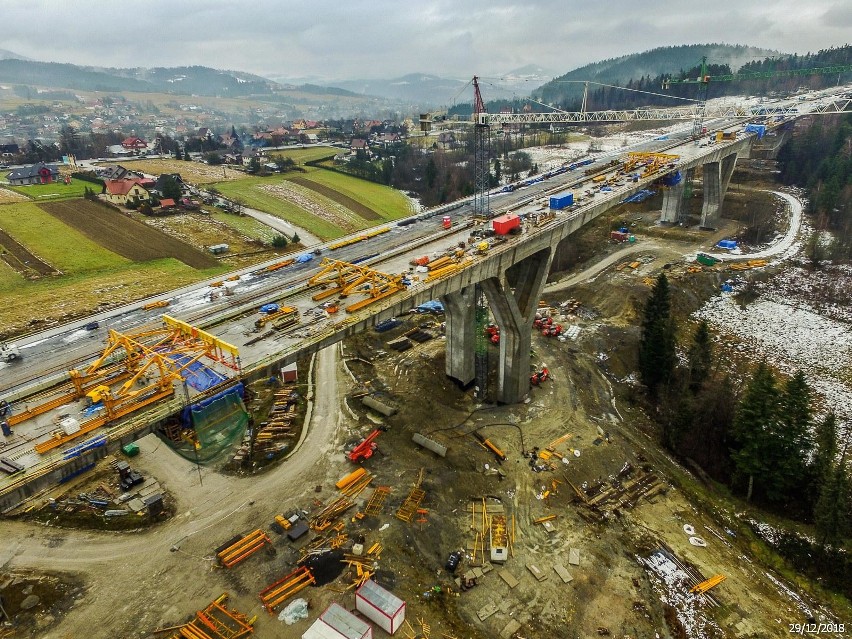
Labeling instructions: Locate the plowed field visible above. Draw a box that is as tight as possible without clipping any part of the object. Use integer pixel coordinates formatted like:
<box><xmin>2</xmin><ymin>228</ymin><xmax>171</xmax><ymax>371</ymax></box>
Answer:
<box><xmin>39</xmin><ymin>200</ymin><xmax>217</xmax><ymax>269</ymax></box>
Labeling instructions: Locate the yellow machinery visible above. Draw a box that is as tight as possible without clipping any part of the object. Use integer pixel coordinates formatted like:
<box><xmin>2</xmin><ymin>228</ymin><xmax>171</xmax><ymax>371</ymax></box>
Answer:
<box><xmin>143</xmin><ymin>300</ymin><xmax>170</xmax><ymax>310</ymax></box>
<box><xmin>476</xmin><ymin>241</ymin><xmax>490</xmax><ymax>254</ymax></box>
<box><xmin>690</xmin><ymin>574</ymin><xmax>726</xmax><ymax>594</ymax></box>
<box><xmin>161</xmin><ymin>592</ymin><xmax>255</xmax><ymax>639</ymax></box>
<box><xmin>308</xmin><ymin>258</ymin><xmax>407</xmax><ymax>314</ymax></box>
<box><xmin>20</xmin><ymin>317</ymin><xmax>240</xmax><ymax>453</ymax></box>
<box><xmin>254</xmin><ymin>306</ymin><xmax>298</xmax><ymax>330</ymax></box>
<box><xmin>623</xmin><ymin>152</ymin><xmax>680</xmax><ymax>177</ymax></box>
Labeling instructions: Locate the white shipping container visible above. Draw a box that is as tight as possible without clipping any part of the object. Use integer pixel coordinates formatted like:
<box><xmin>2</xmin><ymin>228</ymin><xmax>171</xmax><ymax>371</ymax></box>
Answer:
<box><xmin>355</xmin><ymin>579</ymin><xmax>405</xmax><ymax>635</ymax></box>
<box><xmin>302</xmin><ymin>603</ymin><xmax>372</xmax><ymax>639</ymax></box>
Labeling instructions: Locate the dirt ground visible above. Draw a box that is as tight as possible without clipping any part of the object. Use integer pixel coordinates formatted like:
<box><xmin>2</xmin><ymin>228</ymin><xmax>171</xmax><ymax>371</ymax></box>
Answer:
<box><xmin>104</xmin><ymin>159</ymin><xmax>245</xmax><ymax>184</ymax></box>
<box><xmin>0</xmin><ymin>186</ymin><xmax>29</xmax><ymax>204</ymax></box>
<box><xmin>2</xmin><ymin>176</ymin><xmax>848</xmax><ymax>639</ymax></box>
<box><xmin>139</xmin><ymin>211</ymin><xmax>283</xmax><ymax>267</ymax></box>
<box><xmin>40</xmin><ymin>199</ymin><xmax>218</xmax><ymax>269</ymax></box>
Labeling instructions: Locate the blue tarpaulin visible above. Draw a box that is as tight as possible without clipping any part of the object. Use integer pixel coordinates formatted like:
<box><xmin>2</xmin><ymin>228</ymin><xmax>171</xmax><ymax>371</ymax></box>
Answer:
<box><xmin>259</xmin><ymin>303</ymin><xmax>279</xmax><ymax>314</ymax></box>
<box><xmin>296</xmin><ymin>253</ymin><xmax>314</xmax><ymax>263</ymax></box>
<box><xmin>180</xmin><ymin>382</ymin><xmax>244</xmax><ymax>428</ymax></box>
<box><xmin>168</xmin><ymin>353</ymin><xmax>227</xmax><ymax>392</ymax></box>
<box><xmin>622</xmin><ymin>189</ymin><xmax>655</xmax><ymax>204</ymax></box>
<box><xmin>662</xmin><ymin>171</ymin><xmax>682</xmax><ymax>187</ymax></box>
<box><xmin>716</xmin><ymin>240</ymin><xmax>738</xmax><ymax>250</ymax></box>
<box><xmin>416</xmin><ymin>300</ymin><xmax>444</xmax><ymax>314</ymax></box>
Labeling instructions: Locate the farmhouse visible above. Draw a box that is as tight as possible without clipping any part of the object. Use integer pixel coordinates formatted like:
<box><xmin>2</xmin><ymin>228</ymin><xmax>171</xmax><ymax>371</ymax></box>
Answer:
<box><xmin>121</xmin><ymin>136</ymin><xmax>148</xmax><ymax>151</ymax></box>
<box><xmin>7</xmin><ymin>162</ymin><xmax>59</xmax><ymax>185</ymax></box>
<box><xmin>103</xmin><ymin>179</ymin><xmax>151</xmax><ymax>206</ymax></box>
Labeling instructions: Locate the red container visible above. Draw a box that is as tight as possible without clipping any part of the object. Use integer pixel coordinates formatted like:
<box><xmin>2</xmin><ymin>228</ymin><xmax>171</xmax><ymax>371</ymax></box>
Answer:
<box><xmin>442</xmin><ymin>216</ymin><xmax>452</xmax><ymax>229</ymax></box>
<box><xmin>492</xmin><ymin>213</ymin><xmax>520</xmax><ymax>235</ymax></box>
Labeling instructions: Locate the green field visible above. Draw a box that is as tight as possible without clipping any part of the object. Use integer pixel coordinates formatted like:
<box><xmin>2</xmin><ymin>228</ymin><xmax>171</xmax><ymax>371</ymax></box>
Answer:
<box><xmin>268</xmin><ymin>147</ymin><xmax>337</xmax><ymax>165</ymax></box>
<box><xmin>301</xmin><ymin>168</ymin><xmax>413</xmax><ymax>221</ymax></box>
<box><xmin>3</xmin><ymin>176</ymin><xmax>95</xmax><ymax>201</ymax></box>
<box><xmin>0</xmin><ymin>202</ymin><xmax>129</xmax><ymax>274</ymax></box>
<box><xmin>0</xmin><ymin>258</ymin><xmax>22</xmax><ymax>288</ymax></box>
<box><xmin>0</xmin><ymin>258</ymin><xmax>226</xmax><ymax>338</ymax></box>
<box><xmin>211</xmin><ymin>167</ymin><xmax>413</xmax><ymax>240</ymax></box>
<box><xmin>213</xmin><ymin>176</ymin><xmax>344</xmax><ymax>239</ymax></box>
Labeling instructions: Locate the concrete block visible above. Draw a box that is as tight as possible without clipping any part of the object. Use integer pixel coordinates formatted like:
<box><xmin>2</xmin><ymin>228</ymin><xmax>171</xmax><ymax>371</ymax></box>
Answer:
<box><xmin>499</xmin><ymin>570</ymin><xmax>519</xmax><ymax>589</ymax></box>
<box><xmin>527</xmin><ymin>564</ymin><xmax>547</xmax><ymax>581</ymax></box>
<box><xmin>477</xmin><ymin>602</ymin><xmax>498</xmax><ymax>621</ymax></box>
<box><xmin>501</xmin><ymin>619</ymin><xmax>522</xmax><ymax>638</ymax></box>
<box><xmin>568</xmin><ymin>548</ymin><xmax>580</xmax><ymax>565</ymax></box>
<box><xmin>553</xmin><ymin>563</ymin><xmax>573</xmax><ymax>583</ymax></box>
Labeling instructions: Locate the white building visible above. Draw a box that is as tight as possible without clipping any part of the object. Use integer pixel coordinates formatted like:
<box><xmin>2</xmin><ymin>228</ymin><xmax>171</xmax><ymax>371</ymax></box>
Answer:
<box><xmin>302</xmin><ymin>603</ymin><xmax>372</xmax><ymax>639</ymax></box>
<box><xmin>355</xmin><ymin>579</ymin><xmax>405</xmax><ymax>635</ymax></box>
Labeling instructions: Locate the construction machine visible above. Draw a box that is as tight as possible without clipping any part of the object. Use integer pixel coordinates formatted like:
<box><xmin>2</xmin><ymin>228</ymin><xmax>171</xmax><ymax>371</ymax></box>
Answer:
<box><xmin>0</xmin><ymin>343</ymin><xmax>21</xmax><ymax>363</ymax></box>
<box><xmin>473</xmin><ymin>431</ymin><xmax>506</xmax><ymax>462</ymax></box>
<box><xmin>530</xmin><ymin>367</ymin><xmax>551</xmax><ymax>386</ymax></box>
<box><xmin>348</xmin><ymin>429</ymin><xmax>384</xmax><ymax>463</ymax></box>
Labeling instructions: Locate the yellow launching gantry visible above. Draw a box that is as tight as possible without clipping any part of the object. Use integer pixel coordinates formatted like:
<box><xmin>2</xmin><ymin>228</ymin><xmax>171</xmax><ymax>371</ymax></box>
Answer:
<box><xmin>623</xmin><ymin>152</ymin><xmax>680</xmax><ymax>177</ymax></box>
<box><xmin>308</xmin><ymin>258</ymin><xmax>407</xmax><ymax>313</ymax></box>
<box><xmin>19</xmin><ymin>317</ymin><xmax>240</xmax><ymax>454</ymax></box>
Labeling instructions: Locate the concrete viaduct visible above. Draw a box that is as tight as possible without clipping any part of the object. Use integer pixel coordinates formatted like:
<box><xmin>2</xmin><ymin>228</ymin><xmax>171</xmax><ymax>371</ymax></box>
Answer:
<box><xmin>249</xmin><ymin>135</ymin><xmax>756</xmax><ymax>405</ymax></box>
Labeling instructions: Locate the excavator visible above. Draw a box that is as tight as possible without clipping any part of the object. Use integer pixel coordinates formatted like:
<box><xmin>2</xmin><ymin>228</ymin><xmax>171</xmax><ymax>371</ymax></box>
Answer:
<box><xmin>347</xmin><ymin>428</ymin><xmax>385</xmax><ymax>463</ymax></box>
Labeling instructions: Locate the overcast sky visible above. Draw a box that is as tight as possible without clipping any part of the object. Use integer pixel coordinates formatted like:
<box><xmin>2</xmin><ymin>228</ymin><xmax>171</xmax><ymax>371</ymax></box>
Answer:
<box><xmin>3</xmin><ymin>0</ymin><xmax>850</xmax><ymax>83</ymax></box>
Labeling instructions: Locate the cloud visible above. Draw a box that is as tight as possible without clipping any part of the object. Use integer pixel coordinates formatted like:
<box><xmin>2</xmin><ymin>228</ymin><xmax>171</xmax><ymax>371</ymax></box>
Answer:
<box><xmin>1</xmin><ymin>0</ymin><xmax>849</xmax><ymax>82</ymax></box>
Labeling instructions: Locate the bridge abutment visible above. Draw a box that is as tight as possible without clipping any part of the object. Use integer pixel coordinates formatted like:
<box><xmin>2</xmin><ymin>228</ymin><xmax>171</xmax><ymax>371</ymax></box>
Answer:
<box><xmin>441</xmin><ymin>287</ymin><xmax>476</xmax><ymax>385</ymax></box>
<box><xmin>482</xmin><ymin>247</ymin><xmax>552</xmax><ymax>403</ymax></box>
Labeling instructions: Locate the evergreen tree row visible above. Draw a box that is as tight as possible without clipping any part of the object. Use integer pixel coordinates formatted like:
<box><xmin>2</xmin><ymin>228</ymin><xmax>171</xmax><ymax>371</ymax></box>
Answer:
<box><xmin>639</xmin><ymin>274</ymin><xmax>851</xmax><ymax>545</ymax></box>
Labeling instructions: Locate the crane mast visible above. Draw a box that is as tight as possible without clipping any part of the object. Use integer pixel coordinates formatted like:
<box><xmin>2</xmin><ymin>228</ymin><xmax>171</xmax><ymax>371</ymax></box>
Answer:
<box><xmin>472</xmin><ymin>76</ymin><xmax>491</xmax><ymax>221</ymax></box>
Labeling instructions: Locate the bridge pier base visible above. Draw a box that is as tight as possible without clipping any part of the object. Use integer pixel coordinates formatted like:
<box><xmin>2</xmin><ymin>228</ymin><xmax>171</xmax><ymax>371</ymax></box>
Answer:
<box><xmin>700</xmin><ymin>153</ymin><xmax>737</xmax><ymax>229</ymax></box>
<box><xmin>441</xmin><ymin>287</ymin><xmax>476</xmax><ymax>385</ymax></box>
<box><xmin>482</xmin><ymin>247</ymin><xmax>552</xmax><ymax>404</ymax></box>
<box><xmin>660</xmin><ymin>177</ymin><xmax>686</xmax><ymax>223</ymax></box>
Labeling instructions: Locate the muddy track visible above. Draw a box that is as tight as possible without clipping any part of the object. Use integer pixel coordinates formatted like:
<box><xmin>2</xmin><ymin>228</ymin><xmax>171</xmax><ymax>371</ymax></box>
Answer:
<box><xmin>0</xmin><ymin>228</ymin><xmax>55</xmax><ymax>276</ymax></box>
<box><xmin>40</xmin><ymin>200</ymin><xmax>218</xmax><ymax>269</ymax></box>
<box><xmin>289</xmin><ymin>176</ymin><xmax>381</xmax><ymax>220</ymax></box>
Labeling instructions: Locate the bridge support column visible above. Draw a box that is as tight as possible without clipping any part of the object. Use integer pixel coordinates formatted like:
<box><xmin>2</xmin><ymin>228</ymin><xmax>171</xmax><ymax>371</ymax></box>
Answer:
<box><xmin>660</xmin><ymin>178</ymin><xmax>686</xmax><ymax>224</ymax></box>
<box><xmin>441</xmin><ymin>287</ymin><xmax>476</xmax><ymax>385</ymax></box>
<box><xmin>700</xmin><ymin>153</ymin><xmax>737</xmax><ymax>229</ymax></box>
<box><xmin>482</xmin><ymin>247</ymin><xmax>552</xmax><ymax>404</ymax></box>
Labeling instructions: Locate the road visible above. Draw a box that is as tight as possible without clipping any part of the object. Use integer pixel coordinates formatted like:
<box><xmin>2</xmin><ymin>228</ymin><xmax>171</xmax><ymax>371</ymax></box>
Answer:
<box><xmin>545</xmin><ymin>190</ymin><xmax>803</xmax><ymax>294</ymax></box>
<box><xmin>0</xmin><ymin>343</ymin><xmax>349</xmax><ymax>637</ymax></box>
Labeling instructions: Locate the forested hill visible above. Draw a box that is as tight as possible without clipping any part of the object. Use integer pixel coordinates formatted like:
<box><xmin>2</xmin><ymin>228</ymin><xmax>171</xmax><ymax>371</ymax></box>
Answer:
<box><xmin>529</xmin><ymin>44</ymin><xmax>852</xmax><ymax>113</ymax></box>
<box><xmin>535</xmin><ymin>44</ymin><xmax>779</xmax><ymax>104</ymax></box>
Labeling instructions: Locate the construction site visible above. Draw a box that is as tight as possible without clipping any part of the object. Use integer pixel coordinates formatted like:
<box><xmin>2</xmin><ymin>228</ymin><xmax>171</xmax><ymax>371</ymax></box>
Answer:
<box><xmin>2</xmin><ymin>148</ymin><xmax>850</xmax><ymax>639</ymax></box>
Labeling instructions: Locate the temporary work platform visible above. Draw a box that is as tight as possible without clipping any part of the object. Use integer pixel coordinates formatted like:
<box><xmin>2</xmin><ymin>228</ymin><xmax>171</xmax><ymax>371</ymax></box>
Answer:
<box><xmin>355</xmin><ymin>579</ymin><xmax>405</xmax><ymax>635</ymax></box>
<box><xmin>302</xmin><ymin>603</ymin><xmax>372</xmax><ymax>639</ymax></box>
<box><xmin>259</xmin><ymin>566</ymin><xmax>316</xmax><ymax>613</ymax></box>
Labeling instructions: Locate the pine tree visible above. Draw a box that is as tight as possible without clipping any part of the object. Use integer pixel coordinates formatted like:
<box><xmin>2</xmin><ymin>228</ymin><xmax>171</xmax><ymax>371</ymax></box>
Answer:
<box><xmin>812</xmin><ymin>413</ymin><xmax>839</xmax><ymax>492</ymax></box>
<box><xmin>731</xmin><ymin>362</ymin><xmax>779</xmax><ymax>502</ymax></box>
<box><xmin>814</xmin><ymin>458</ymin><xmax>850</xmax><ymax>546</ymax></box>
<box><xmin>639</xmin><ymin>273</ymin><xmax>676</xmax><ymax>395</ymax></box>
<box><xmin>687</xmin><ymin>320</ymin><xmax>713</xmax><ymax>391</ymax></box>
<box><xmin>775</xmin><ymin>371</ymin><xmax>814</xmax><ymax>498</ymax></box>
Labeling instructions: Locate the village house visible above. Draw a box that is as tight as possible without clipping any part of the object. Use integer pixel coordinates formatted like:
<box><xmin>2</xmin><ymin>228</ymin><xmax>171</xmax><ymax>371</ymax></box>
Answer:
<box><xmin>7</xmin><ymin>163</ymin><xmax>59</xmax><ymax>185</ymax></box>
<box><xmin>103</xmin><ymin>179</ymin><xmax>151</xmax><ymax>206</ymax></box>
